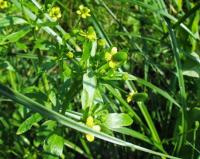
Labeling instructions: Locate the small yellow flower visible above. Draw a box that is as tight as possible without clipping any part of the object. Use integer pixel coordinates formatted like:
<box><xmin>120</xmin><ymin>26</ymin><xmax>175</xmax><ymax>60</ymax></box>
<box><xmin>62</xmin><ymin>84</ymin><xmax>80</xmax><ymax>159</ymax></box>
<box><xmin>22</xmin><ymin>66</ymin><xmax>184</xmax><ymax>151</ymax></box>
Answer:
<box><xmin>0</xmin><ymin>0</ymin><xmax>8</xmax><ymax>9</ymax></box>
<box><xmin>105</xmin><ymin>47</ymin><xmax>118</xmax><ymax>68</ymax></box>
<box><xmin>127</xmin><ymin>92</ymin><xmax>135</xmax><ymax>103</ymax></box>
<box><xmin>85</xmin><ymin>116</ymin><xmax>101</xmax><ymax>142</ymax></box>
<box><xmin>80</xmin><ymin>27</ymin><xmax>96</xmax><ymax>41</ymax></box>
<box><xmin>49</xmin><ymin>6</ymin><xmax>62</xmax><ymax>21</ymax></box>
<box><xmin>66</xmin><ymin>51</ymin><xmax>74</xmax><ymax>59</ymax></box>
<box><xmin>76</xmin><ymin>5</ymin><xmax>91</xmax><ymax>19</ymax></box>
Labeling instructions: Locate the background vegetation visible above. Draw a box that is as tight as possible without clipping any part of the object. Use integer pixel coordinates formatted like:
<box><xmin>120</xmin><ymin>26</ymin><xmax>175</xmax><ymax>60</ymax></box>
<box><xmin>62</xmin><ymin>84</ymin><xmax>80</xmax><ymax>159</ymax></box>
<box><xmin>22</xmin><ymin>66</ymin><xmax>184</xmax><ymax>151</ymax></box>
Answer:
<box><xmin>0</xmin><ymin>0</ymin><xmax>200</xmax><ymax>159</ymax></box>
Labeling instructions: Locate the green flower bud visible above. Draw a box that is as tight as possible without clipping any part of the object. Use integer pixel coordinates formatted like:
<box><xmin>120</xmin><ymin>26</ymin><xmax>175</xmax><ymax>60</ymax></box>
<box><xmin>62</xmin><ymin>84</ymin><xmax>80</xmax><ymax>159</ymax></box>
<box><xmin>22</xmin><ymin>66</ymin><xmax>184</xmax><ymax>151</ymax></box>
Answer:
<box><xmin>112</xmin><ymin>51</ymin><xmax>127</xmax><ymax>62</ymax></box>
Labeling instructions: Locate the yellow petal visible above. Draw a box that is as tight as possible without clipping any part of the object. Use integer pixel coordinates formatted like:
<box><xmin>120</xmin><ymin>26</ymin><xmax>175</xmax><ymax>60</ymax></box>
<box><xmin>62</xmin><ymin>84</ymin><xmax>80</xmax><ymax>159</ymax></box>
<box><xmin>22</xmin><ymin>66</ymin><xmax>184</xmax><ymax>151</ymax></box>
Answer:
<box><xmin>127</xmin><ymin>96</ymin><xmax>132</xmax><ymax>103</ymax></box>
<box><xmin>57</xmin><ymin>13</ymin><xmax>62</xmax><ymax>18</ymax></box>
<box><xmin>76</xmin><ymin>10</ymin><xmax>81</xmax><ymax>15</ymax></box>
<box><xmin>54</xmin><ymin>7</ymin><xmax>59</xmax><ymax>11</ymax></box>
<box><xmin>109</xmin><ymin>60</ymin><xmax>117</xmax><ymax>68</ymax></box>
<box><xmin>79</xmin><ymin>5</ymin><xmax>84</xmax><ymax>10</ymax></box>
<box><xmin>105</xmin><ymin>52</ymin><xmax>112</xmax><ymax>61</ymax></box>
<box><xmin>111</xmin><ymin>47</ymin><xmax>117</xmax><ymax>54</ymax></box>
<box><xmin>86</xmin><ymin>116</ymin><xmax>94</xmax><ymax>127</ymax></box>
<box><xmin>127</xmin><ymin>92</ymin><xmax>135</xmax><ymax>103</ymax></box>
<box><xmin>86</xmin><ymin>134</ymin><xmax>94</xmax><ymax>142</ymax></box>
<box><xmin>93</xmin><ymin>125</ymin><xmax>101</xmax><ymax>131</ymax></box>
<box><xmin>82</xmin><ymin>14</ymin><xmax>86</xmax><ymax>19</ymax></box>
<box><xmin>52</xmin><ymin>17</ymin><xmax>57</xmax><ymax>21</ymax></box>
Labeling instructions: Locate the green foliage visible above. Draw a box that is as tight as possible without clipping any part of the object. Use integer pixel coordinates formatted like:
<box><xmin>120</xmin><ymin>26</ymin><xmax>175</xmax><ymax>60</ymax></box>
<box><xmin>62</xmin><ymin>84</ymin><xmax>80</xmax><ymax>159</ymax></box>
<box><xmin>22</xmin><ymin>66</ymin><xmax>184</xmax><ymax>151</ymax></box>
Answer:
<box><xmin>0</xmin><ymin>0</ymin><xmax>199</xmax><ymax>159</ymax></box>
<box><xmin>43</xmin><ymin>134</ymin><xmax>64</xmax><ymax>158</ymax></box>
<box><xmin>104</xmin><ymin>113</ymin><xmax>133</xmax><ymax>128</ymax></box>
<box><xmin>131</xmin><ymin>93</ymin><xmax>148</xmax><ymax>102</ymax></box>
<box><xmin>17</xmin><ymin>113</ymin><xmax>42</xmax><ymax>135</ymax></box>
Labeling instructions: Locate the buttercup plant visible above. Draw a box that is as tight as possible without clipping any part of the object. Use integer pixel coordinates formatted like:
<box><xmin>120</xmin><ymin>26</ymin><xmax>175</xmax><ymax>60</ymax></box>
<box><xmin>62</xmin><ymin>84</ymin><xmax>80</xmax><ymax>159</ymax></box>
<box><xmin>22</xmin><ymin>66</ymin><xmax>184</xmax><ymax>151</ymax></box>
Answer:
<box><xmin>0</xmin><ymin>0</ymin><xmax>199</xmax><ymax>159</ymax></box>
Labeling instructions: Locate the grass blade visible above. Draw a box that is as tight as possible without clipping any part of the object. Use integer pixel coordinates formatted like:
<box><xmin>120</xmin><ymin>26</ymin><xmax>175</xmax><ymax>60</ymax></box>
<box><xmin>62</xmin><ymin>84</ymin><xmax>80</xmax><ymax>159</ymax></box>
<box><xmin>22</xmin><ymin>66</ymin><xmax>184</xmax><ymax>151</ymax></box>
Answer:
<box><xmin>166</xmin><ymin>19</ymin><xmax>187</xmax><ymax>154</ymax></box>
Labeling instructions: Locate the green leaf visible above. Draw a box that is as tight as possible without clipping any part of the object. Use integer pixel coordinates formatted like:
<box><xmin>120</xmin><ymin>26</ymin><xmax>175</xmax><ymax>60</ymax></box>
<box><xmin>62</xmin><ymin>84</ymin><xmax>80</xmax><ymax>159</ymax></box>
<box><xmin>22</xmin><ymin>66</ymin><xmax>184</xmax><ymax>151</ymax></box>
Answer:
<box><xmin>43</xmin><ymin>134</ymin><xmax>64</xmax><ymax>157</ymax></box>
<box><xmin>177</xmin><ymin>0</ymin><xmax>182</xmax><ymax>11</ymax></box>
<box><xmin>112</xmin><ymin>127</ymin><xmax>165</xmax><ymax>152</ymax></box>
<box><xmin>112</xmin><ymin>127</ymin><xmax>152</xmax><ymax>144</ymax></box>
<box><xmin>0</xmin><ymin>16</ymin><xmax>27</xmax><ymax>27</ymax></box>
<box><xmin>104</xmin><ymin>113</ymin><xmax>133</xmax><ymax>128</ymax></box>
<box><xmin>16</xmin><ymin>113</ymin><xmax>42</xmax><ymax>135</ymax></box>
<box><xmin>37</xmin><ymin>120</ymin><xmax>57</xmax><ymax>137</ymax></box>
<box><xmin>93</xmin><ymin>88</ymin><xmax>104</xmax><ymax>105</ymax></box>
<box><xmin>0</xmin><ymin>61</ymin><xmax>15</xmax><ymax>71</ymax></box>
<box><xmin>48</xmin><ymin>91</ymin><xmax>56</xmax><ymax>106</ymax></box>
<box><xmin>82</xmin><ymin>70</ymin><xmax>97</xmax><ymax>109</ymax></box>
<box><xmin>81</xmin><ymin>41</ymin><xmax>92</xmax><ymax>65</ymax></box>
<box><xmin>1</xmin><ymin>27</ymin><xmax>31</xmax><ymax>44</ymax></box>
<box><xmin>64</xmin><ymin>139</ymin><xmax>86</xmax><ymax>157</ymax></box>
<box><xmin>182</xmin><ymin>68</ymin><xmax>199</xmax><ymax>78</ymax></box>
<box><xmin>91</xmin><ymin>41</ymin><xmax>97</xmax><ymax>57</ymax></box>
<box><xmin>15</xmin><ymin>42</ymin><xmax>28</xmax><ymax>51</ymax></box>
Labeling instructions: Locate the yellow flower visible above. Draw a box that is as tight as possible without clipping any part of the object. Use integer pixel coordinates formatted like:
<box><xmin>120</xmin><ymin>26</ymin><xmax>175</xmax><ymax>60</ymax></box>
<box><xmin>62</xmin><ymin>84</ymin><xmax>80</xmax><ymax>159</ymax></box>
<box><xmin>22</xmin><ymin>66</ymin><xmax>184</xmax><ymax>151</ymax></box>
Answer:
<box><xmin>76</xmin><ymin>5</ymin><xmax>91</xmax><ymax>19</ymax></box>
<box><xmin>0</xmin><ymin>0</ymin><xmax>8</xmax><ymax>9</ymax></box>
<box><xmin>105</xmin><ymin>47</ymin><xmax>118</xmax><ymax>68</ymax></box>
<box><xmin>79</xmin><ymin>27</ymin><xmax>96</xmax><ymax>41</ymax></box>
<box><xmin>66</xmin><ymin>51</ymin><xmax>74</xmax><ymax>59</ymax></box>
<box><xmin>85</xmin><ymin>116</ymin><xmax>101</xmax><ymax>142</ymax></box>
<box><xmin>127</xmin><ymin>92</ymin><xmax>135</xmax><ymax>103</ymax></box>
<box><xmin>49</xmin><ymin>6</ymin><xmax>62</xmax><ymax>21</ymax></box>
